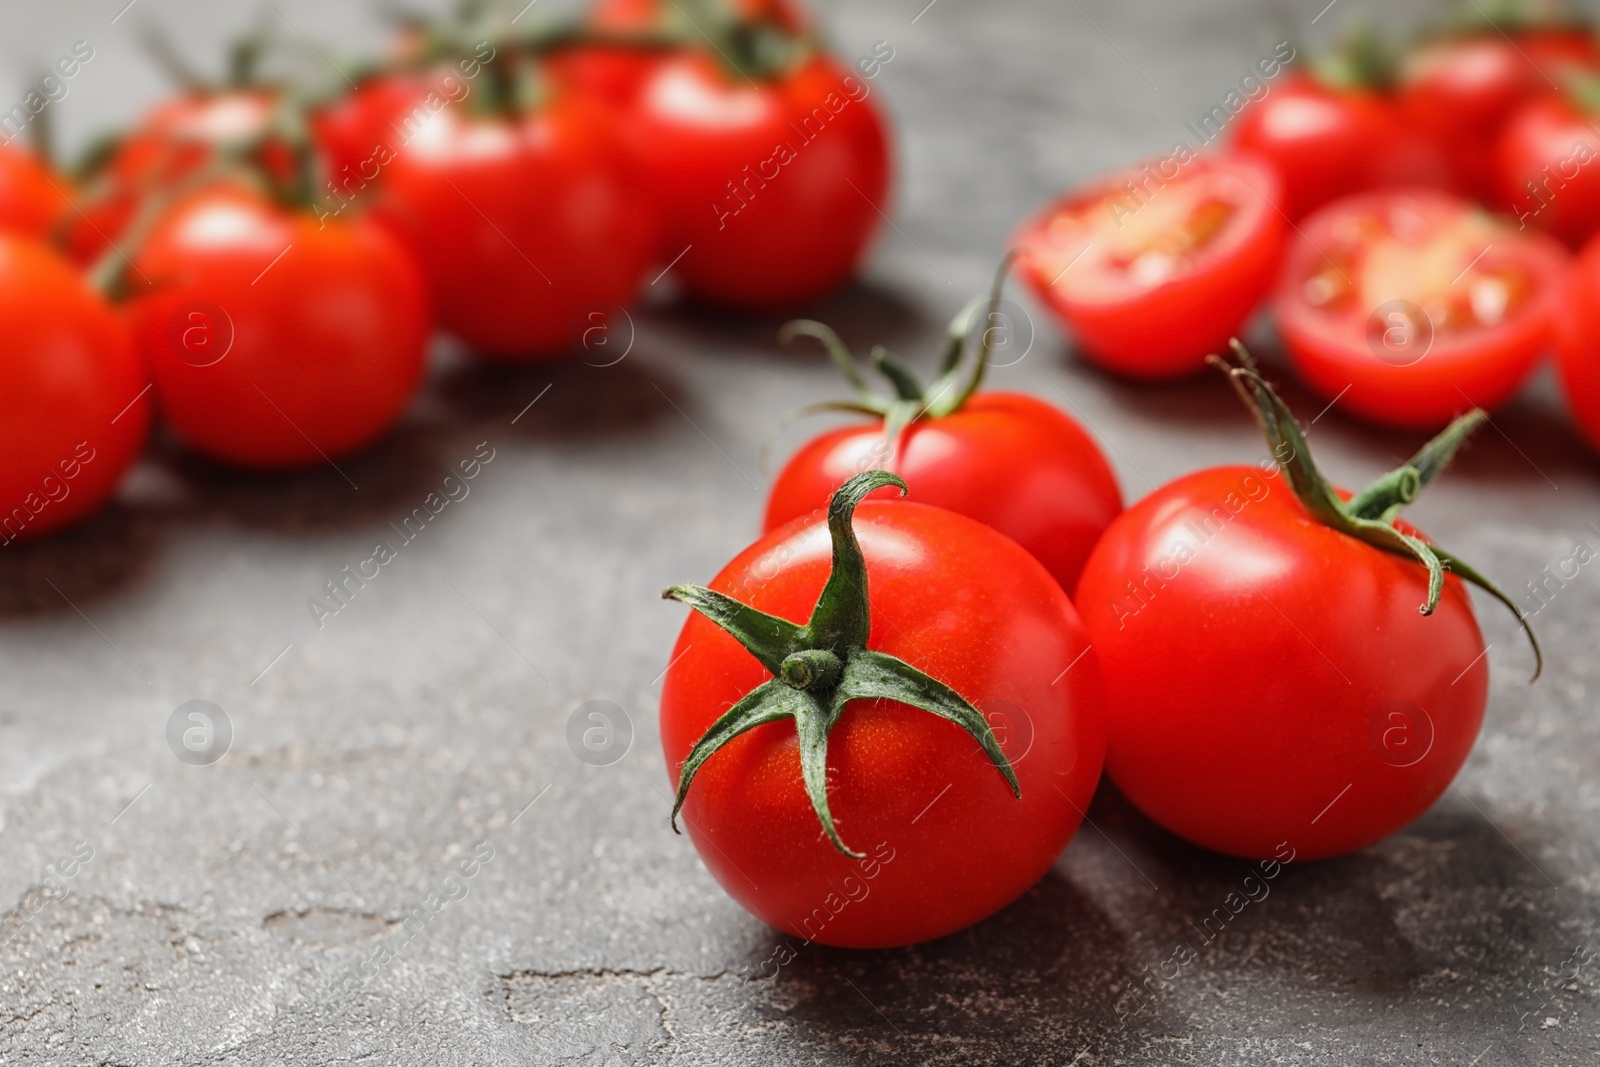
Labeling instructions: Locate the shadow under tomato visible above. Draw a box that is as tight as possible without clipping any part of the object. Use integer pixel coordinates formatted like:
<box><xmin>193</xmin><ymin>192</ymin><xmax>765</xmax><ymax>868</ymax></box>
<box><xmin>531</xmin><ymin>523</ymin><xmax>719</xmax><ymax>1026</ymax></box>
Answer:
<box><xmin>161</xmin><ymin>419</ymin><xmax>460</xmax><ymax>535</ymax></box>
<box><xmin>761</xmin><ymin>865</ymin><xmax>1137</xmax><ymax>1063</ymax></box>
<box><xmin>0</xmin><ymin>502</ymin><xmax>161</xmax><ymax>617</ymax></box>
<box><xmin>1079</xmin><ymin>778</ymin><xmax>1581</xmax><ymax>1030</ymax></box>
<box><xmin>435</xmin><ymin>348</ymin><xmax>689</xmax><ymax>443</ymax></box>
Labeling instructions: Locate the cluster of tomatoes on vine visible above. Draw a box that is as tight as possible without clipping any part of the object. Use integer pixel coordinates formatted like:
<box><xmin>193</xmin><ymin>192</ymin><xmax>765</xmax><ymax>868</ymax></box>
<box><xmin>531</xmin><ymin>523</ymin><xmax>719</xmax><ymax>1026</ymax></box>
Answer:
<box><xmin>0</xmin><ymin>0</ymin><xmax>887</xmax><ymax>544</ymax></box>
<box><xmin>655</xmin><ymin>5</ymin><xmax>1576</xmax><ymax>949</ymax></box>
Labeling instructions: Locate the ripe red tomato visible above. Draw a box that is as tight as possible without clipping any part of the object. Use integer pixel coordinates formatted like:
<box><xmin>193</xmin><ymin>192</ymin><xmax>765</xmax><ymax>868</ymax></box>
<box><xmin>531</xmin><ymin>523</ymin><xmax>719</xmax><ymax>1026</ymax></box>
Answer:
<box><xmin>1555</xmin><ymin>229</ymin><xmax>1600</xmax><ymax>453</ymax></box>
<box><xmin>1495</xmin><ymin>94</ymin><xmax>1600</xmax><ymax>246</ymax></box>
<box><xmin>766</xmin><ymin>392</ymin><xmax>1121</xmax><ymax>593</ymax></box>
<box><xmin>1074</xmin><ymin>357</ymin><xmax>1531</xmax><ymax>861</ymax></box>
<box><xmin>1399</xmin><ymin>30</ymin><xmax>1600</xmax><ymax>203</ymax></box>
<box><xmin>763</xmin><ymin>290</ymin><xmax>1122</xmax><ymax>592</ymax></box>
<box><xmin>0</xmin><ymin>143</ymin><xmax>72</xmax><ymax>240</ymax></box>
<box><xmin>1012</xmin><ymin>154</ymin><xmax>1286</xmax><ymax>380</ymax></box>
<box><xmin>0</xmin><ymin>236</ymin><xmax>149</xmax><ymax>543</ymax></box>
<box><xmin>625</xmin><ymin>50</ymin><xmax>891</xmax><ymax>311</ymax></box>
<box><xmin>1275</xmin><ymin>188</ymin><xmax>1569</xmax><ymax>429</ymax></box>
<box><xmin>1229</xmin><ymin>73</ymin><xmax>1451</xmax><ymax>220</ymax></box>
<box><xmin>661</xmin><ymin>471</ymin><xmax>1105</xmax><ymax>947</ymax></box>
<box><xmin>69</xmin><ymin>89</ymin><xmax>292</xmax><ymax>267</ymax></box>
<box><xmin>376</xmin><ymin>91</ymin><xmax>657</xmax><ymax>359</ymax></box>
<box><xmin>549</xmin><ymin>0</ymin><xmax>813</xmax><ymax>108</ymax></box>
<box><xmin>126</xmin><ymin>184</ymin><xmax>429</xmax><ymax>469</ymax></box>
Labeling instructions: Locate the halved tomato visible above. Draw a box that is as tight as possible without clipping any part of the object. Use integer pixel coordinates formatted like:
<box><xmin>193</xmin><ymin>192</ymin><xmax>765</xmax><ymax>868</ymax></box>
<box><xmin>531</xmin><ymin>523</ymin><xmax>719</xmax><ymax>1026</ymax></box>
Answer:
<box><xmin>1013</xmin><ymin>154</ymin><xmax>1286</xmax><ymax>380</ymax></box>
<box><xmin>1275</xmin><ymin>188</ymin><xmax>1570</xmax><ymax>429</ymax></box>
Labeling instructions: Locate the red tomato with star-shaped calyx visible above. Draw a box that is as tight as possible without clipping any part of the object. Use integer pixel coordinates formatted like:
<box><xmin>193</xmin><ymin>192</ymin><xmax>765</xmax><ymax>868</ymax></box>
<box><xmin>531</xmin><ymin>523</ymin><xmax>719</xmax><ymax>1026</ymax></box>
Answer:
<box><xmin>661</xmin><ymin>470</ymin><xmax>1106</xmax><ymax>947</ymax></box>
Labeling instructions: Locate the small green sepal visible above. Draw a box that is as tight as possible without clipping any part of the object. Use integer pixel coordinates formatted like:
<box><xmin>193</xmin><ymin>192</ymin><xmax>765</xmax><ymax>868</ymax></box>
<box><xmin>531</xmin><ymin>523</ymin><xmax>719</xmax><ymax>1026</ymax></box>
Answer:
<box><xmin>1211</xmin><ymin>342</ymin><xmax>1541</xmax><ymax>681</ymax></box>
<box><xmin>662</xmin><ymin>470</ymin><xmax>1022</xmax><ymax>857</ymax></box>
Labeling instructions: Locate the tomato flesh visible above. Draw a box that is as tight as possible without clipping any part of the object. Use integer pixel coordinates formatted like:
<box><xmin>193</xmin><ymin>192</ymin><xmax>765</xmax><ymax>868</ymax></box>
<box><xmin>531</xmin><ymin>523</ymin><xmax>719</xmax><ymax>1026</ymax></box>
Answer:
<box><xmin>1014</xmin><ymin>154</ymin><xmax>1286</xmax><ymax>380</ymax></box>
<box><xmin>1276</xmin><ymin>188</ymin><xmax>1569</xmax><ymax>429</ymax></box>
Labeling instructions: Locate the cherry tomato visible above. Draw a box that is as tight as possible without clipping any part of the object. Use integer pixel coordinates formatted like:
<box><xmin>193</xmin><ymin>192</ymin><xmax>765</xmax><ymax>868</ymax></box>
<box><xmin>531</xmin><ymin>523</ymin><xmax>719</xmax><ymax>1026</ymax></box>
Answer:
<box><xmin>626</xmin><ymin>50</ymin><xmax>891</xmax><ymax>311</ymax></box>
<box><xmin>69</xmin><ymin>89</ymin><xmax>293</xmax><ymax>267</ymax></box>
<box><xmin>0</xmin><ymin>143</ymin><xmax>72</xmax><ymax>240</ymax></box>
<box><xmin>1012</xmin><ymin>154</ymin><xmax>1286</xmax><ymax>380</ymax></box>
<box><xmin>1074</xmin><ymin>357</ymin><xmax>1530</xmax><ymax>861</ymax></box>
<box><xmin>662</xmin><ymin>471</ymin><xmax>1105</xmax><ymax>947</ymax></box>
<box><xmin>376</xmin><ymin>91</ymin><xmax>657</xmax><ymax>359</ymax></box>
<box><xmin>550</xmin><ymin>0</ymin><xmax>814</xmax><ymax>106</ymax></box>
<box><xmin>1275</xmin><ymin>188</ymin><xmax>1569</xmax><ymax>429</ymax></box>
<box><xmin>767</xmin><ymin>392</ymin><xmax>1121</xmax><ymax>593</ymax></box>
<box><xmin>1230</xmin><ymin>73</ymin><xmax>1451</xmax><ymax>220</ymax></box>
<box><xmin>1399</xmin><ymin>30</ymin><xmax>1600</xmax><ymax>203</ymax></box>
<box><xmin>0</xmin><ymin>236</ymin><xmax>148</xmax><ymax>543</ymax></box>
<box><xmin>1494</xmin><ymin>94</ymin><xmax>1600</xmax><ymax>246</ymax></box>
<box><xmin>1554</xmin><ymin>229</ymin><xmax>1600</xmax><ymax>452</ymax></box>
<box><xmin>126</xmin><ymin>184</ymin><xmax>429</xmax><ymax>469</ymax></box>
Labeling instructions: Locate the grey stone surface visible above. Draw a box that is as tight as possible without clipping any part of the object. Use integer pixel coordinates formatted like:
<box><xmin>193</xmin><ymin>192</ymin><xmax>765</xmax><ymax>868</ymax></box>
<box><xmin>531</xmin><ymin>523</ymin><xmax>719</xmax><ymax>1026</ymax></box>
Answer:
<box><xmin>3</xmin><ymin>0</ymin><xmax>1600</xmax><ymax>1063</ymax></box>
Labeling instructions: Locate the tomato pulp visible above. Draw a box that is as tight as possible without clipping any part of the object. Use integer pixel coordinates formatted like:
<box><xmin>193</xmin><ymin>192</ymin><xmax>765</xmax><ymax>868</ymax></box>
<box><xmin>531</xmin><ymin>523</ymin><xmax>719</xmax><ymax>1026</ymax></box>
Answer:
<box><xmin>1014</xmin><ymin>154</ymin><xmax>1286</xmax><ymax>380</ymax></box>
<box><xmin>1275</xmin><ymin>188</ymin><xmax>1569</xmax><ymax>429</ymax></box>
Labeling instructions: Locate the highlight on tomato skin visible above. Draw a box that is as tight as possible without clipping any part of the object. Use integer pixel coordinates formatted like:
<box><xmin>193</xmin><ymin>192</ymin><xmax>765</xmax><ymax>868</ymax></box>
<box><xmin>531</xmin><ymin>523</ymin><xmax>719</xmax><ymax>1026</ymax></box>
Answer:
<box><xmin>124</xmin><ymin>183</ymin><xmax>431</xmax><ymax>470</ymax></box>
<box><xmin>660</xmin><ymin>489</ymin><xmax>1107</xmax><ymax>949</ymax></box>
<box><xmin>1398</xmin><ymin>28</ymin><xmax>1600</xmax><ymax>205</ymax></box>
<box><xmin>1230</xmin><ymin>72</ymin><xmax>1453</xmax><ymax>221</ymax></box>
<box><xmin>1072</xmin><ymin>353</ymin><xmax>1535</xmax><ymax>864</ymax></box>
<box><xmin>1274</xmin><ymin>187</ymin><xmax>1571</xmax><ymax>430</ymax></box>
<box><xmin>1493</xmin><ymin>93</ymin><xmax>1600</xmax><ymax>248</ymax></box>
<box><xmin>1012</xmin><ymin>154</ymin><xmax>1287</xmax><ymax>381</ymax></box>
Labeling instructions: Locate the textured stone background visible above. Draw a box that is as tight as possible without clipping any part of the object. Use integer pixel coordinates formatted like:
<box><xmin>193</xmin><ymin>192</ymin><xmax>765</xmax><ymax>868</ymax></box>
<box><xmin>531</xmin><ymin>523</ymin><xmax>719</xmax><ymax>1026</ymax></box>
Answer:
<box><xmin>3</xmin><ymin>0</ymin><xmax>1599</xmax><ymax>1063</ymax></box>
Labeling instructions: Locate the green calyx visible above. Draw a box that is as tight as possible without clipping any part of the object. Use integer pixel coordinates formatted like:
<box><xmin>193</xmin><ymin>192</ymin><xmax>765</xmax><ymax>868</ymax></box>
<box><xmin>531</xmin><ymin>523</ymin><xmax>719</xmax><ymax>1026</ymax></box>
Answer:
<box><xmin>1307</xmin><ymin>25</ymin><xmax>1401</xmax><ymax>92</ymax></box>
<box><xmin>1214</xmin><ymin>342</ymin><xmax>1541</xmax><ymax>681</ymax></box>
<box><xmin>769</xmin><ymin>256</ymin><xmax>1014</xmax><ymax>468</ymax></box>
<box><xmin>661</xmin><ymin>469</ymin><xmax>1020</xmax><ymax>858</ymax></box>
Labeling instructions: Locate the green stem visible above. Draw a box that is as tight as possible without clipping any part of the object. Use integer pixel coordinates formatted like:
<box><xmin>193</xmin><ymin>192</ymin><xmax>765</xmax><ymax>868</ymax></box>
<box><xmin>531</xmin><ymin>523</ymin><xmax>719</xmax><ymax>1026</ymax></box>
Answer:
<box><xmin>1213</xmin><ymin>344</ymin><xmax>1542</xmax><ymax>681</ymax></box>
<box><xmin>662</xmin><ymin>470</ymin><xmax>1021</xmax><ymax>857</ymax></box>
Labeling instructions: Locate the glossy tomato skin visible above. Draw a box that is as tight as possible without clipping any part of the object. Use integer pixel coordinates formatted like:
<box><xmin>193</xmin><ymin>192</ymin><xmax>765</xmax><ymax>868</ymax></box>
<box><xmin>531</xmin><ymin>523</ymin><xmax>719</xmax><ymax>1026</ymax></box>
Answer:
<box><xmin>0</xmin><ymin>236</ymin><xmax>148</xmax><ymax>542</ymax></box>
<box><xmin>1230</xmin><ymin>74</ymin><xmax>1450</xmax><ymax>220</ymax></box>
<box><xmin>376</xmin><ymin>93</ymin><xmax>657</xmax><ymax>360</ymax></box>
<box><xmin>0</xmin><ymin>144</ymin><xmax>71</xmax><ymax>239</ymax></box>
<box><xmin>1555</xmin><ymin>231</ymin><xmax>1600</xmax><ymax>453</ymax></box>
<box><xmin>1275</xmin><ymin>188</ymin><xmax>1570</xmax><ymax>430</ymax></box>
<box><xmin>1075</xmin><ymin>465</ymin><xmax>1488</xmax><ymax>861</ymax></box>
<box><xmin>1495</xmin><ymin>95</ymin><xmax>1600</xmax><ymax>247</ymax></box>
<box><xmin>127</xmin><ymin>185</ymin><xmax>429</xmax><ymax>469</ymax></box>
<box><xmin>1013</xmin><ymin>155</ymin><xmax>1286</xmax><ymax>380</ymax></box>
<box><xmin>661</xmin><ymin>500</ymin><xmax>1106</xmax><ymax>948</ymax></box>
<box><xmin>70</xmin><ymin>90</ymin><xmax>292</xmax><ymax>267</ymax></box>
<box><xmin>763</xmin><ymin>393</ymin><xmax>1122</xmax><ymax>593</ymax></box>
<box><xmin>628</xmin><ymin>51</ymin><xmax>890</xmax><ymax>311</ymax></box>
<box><xmin>1399</xmin><ymin>31</ymin><xmax>1600</xmax><ymax>203</ymax></box>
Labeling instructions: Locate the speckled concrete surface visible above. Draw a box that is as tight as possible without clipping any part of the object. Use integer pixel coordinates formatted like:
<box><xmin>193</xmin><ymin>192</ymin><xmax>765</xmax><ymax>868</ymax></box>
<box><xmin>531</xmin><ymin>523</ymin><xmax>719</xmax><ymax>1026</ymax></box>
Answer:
<box><xmin>3</xmin><ymin>1</ymin><xmax>1599</xmax><ymax>1064</ymax></box>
